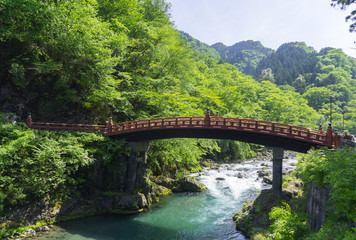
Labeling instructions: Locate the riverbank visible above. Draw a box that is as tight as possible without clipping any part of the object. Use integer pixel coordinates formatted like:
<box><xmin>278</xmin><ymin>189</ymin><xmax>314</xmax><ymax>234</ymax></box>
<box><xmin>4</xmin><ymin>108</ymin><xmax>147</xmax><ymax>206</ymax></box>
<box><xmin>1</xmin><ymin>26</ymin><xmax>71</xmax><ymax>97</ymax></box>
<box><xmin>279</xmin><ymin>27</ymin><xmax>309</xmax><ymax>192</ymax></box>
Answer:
<box><xmin>0</xmin><ymin>175</ymin><xmax>208</xmax><ymax>240</ymax></box>
<box><xmin>0</xmin><ymin>142</ymin><xmax>299</xmax><ymax>240</ymax></box>
<box><xmin>20</xmin><ymin>159</ymin><xmax>268</xmax><ymax>240</ymax></box>
<box><xmin>233</xmin><ymin>178</ymin><xmax>304</xmax><ymax>238</ymax></box>
<box><xmin>232</xmin><ymin>147</ymin><xmax>355</xmax><ymax>240</ymax></box>
<box><xmin>1</xmin><ymin>152</ymin><xmax>293</xmax><ymax>240</ymax></box>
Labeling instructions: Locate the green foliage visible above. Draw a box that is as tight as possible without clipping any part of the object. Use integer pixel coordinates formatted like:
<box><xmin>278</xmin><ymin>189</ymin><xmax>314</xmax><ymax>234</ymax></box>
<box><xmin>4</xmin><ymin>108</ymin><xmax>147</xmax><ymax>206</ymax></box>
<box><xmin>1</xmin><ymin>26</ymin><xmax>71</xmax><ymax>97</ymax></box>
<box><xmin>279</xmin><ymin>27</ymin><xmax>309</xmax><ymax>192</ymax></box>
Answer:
<box><xmin>211</xmin><ymin>40</ymin><xmax>273</xmax><ymax>75</ymax></box>
<box><xmin>269</xmin><ymin>202</ymin><xmax>309</xmax><ymax>240</ymax></box>
<box><xmin>180</xmin><ymin>31</ymin><xmax>221</xmax><ymax>60</ymax></box>
<box><xmin>331</xmin><ymin>0</ymin><xmax>356</xmax><ymax>32</ymax></box>
<box><xmin>207</xmin><ymin>140</ymin><xmax>256</xmax><ymax>161</ymax></box>
<box><xmin>255</xmin><ymin>42</ymin><xmax>318</xmax><ymax>86</ymax></box>
<box><xmin>297</xmin><ymin>148</ymin><xmax>356</xmax><ymax>221</ymax></box>
<box><xmin>147</xmin><ymin>138</ymin><xmax>220</xmax><ymax>176</ymax></box>
<box><xmin>305</xmin><ymin>219</ymin><xmax>356</xmax><ymax>240</ymax></box>
<box><xmin>303</xmin><ymin>87</ymin><xmax>333</xmax><ymax>111</ymax></box>
<box><xmin>0</xmin><ymin>121</ymin><xmax>103</xmax><ymax>213</ymax></box>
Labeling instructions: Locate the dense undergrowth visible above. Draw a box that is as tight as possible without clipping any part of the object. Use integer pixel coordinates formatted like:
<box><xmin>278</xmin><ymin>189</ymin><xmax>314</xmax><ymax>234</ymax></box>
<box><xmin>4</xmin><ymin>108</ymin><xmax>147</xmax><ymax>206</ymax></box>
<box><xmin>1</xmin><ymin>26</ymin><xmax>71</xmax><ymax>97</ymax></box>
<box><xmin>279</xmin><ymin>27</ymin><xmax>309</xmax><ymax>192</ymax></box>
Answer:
<box><xmin>246</xmin><ymin>147</ymin><xmax>355</xmax><ymax>240</ymax></box>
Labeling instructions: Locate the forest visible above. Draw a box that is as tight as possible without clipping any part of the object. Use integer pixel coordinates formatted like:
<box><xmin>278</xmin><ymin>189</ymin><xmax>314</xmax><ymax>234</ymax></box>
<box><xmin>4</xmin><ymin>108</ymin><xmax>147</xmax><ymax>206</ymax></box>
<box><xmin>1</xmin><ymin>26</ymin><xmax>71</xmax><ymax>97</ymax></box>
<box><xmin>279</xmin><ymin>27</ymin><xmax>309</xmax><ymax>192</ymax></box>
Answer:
<box><xmin>0</xmin><ymin>0</ymin><xmax>355</xmax><ymax>239</ymax></box>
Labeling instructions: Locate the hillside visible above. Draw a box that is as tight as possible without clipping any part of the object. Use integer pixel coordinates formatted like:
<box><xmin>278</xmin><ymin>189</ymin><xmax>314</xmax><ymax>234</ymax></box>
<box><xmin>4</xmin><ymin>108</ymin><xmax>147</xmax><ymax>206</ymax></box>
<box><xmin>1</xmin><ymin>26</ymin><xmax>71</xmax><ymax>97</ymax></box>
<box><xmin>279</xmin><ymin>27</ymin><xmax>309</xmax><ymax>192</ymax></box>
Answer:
<box><xmin>211</xmin><ymin>40</ymin><xmax>273</xmax><ymax>75</ymax></box>
<box><xmin>208</xmin><ymin>40</ymin><xmax>356</xmax><ymax>134</ymax></box>
<box><xmin>180</xmin><ymin>31</ymin><xmax>221</xmax><ymax>60</ymax></box>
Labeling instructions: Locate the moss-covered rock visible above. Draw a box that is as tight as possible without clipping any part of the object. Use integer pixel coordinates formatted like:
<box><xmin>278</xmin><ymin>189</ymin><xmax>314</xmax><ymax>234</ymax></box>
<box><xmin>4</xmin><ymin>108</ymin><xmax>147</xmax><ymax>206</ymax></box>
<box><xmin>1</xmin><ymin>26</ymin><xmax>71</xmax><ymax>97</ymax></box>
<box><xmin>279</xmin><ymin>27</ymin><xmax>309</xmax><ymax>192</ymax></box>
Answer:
<box><xmin>151</xmin><ymin>176</ymin><xmax>207</xmax><ymax>193</ymax></box>
<box><xmin>232</xmin><ymin>179</ymin><xmax>303</xmax><ymax>238</ymax></box>
<box><xmin>177</xmin><ymin>177</ymin><xmax>207</xmax><ymax>192</ymax></box>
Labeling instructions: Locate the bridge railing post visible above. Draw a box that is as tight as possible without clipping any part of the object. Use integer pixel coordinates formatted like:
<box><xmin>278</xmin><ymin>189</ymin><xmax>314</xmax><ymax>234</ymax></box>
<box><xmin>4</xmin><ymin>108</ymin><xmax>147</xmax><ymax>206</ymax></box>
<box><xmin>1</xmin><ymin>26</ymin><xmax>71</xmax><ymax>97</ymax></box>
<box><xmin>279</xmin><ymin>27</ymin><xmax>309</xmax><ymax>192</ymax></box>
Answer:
<box><xmin>326</xmin><ymin>123</ymin><xmax>333</xmax><ymax>146</ymax></box>
<box><xmin>205</xmin><ymin>108</ymin><xmax>211</xmax><ymax>126</ymax></box>
<box><xmin>334</xmin><ymin>130</ymin><xmax>340</xmax><ymax>148</ymax></box>
<box><xmin>26</xmin><ymin>113</ymin><xmax>32</xmax><ymax>129</ymax></box>
<box><xmin>107</xmin><ymin>117</ymin><xmax>113</xmax><ymax>136</ymax></box>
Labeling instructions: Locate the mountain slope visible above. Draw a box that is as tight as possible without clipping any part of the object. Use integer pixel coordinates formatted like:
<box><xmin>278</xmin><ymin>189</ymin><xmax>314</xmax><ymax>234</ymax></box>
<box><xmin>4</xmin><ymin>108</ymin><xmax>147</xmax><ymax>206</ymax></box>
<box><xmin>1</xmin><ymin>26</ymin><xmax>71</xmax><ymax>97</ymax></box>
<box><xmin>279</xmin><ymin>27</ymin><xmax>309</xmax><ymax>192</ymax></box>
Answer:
<box><xmin>211</xmin><ymin>40</ymin><xmax>273</xmax><ymax>75</ymax></box>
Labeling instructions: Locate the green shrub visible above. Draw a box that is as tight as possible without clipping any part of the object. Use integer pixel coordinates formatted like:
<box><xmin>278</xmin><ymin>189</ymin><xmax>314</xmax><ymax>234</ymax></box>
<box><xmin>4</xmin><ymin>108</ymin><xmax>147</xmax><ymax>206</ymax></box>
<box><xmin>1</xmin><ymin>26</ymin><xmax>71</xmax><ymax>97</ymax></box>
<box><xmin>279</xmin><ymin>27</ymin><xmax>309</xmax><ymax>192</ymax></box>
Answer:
<box><xmin>297</xmin><ymin>148</ymin><xmax>356</xmax><ymax>221</ymax></box>
<box><xmin>269</xmin><ymin>202</ymin><xmax>309</xmax><ymax>240</ymax></box>
<box><xmin>0</xmin><ymin>123</ymin><xmax>103</xmax><ymax>212</ymax></box>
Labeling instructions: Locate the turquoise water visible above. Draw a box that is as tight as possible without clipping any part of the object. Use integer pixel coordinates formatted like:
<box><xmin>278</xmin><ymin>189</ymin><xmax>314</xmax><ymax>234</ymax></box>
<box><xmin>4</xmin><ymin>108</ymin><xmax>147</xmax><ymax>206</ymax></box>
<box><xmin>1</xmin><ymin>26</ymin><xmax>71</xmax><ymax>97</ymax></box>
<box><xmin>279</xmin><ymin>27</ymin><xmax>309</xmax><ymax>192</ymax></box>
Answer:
<box><xmin>39</xmin><ymin>159</ymin><xmax>298</xmax><ymax>240</ymax></box>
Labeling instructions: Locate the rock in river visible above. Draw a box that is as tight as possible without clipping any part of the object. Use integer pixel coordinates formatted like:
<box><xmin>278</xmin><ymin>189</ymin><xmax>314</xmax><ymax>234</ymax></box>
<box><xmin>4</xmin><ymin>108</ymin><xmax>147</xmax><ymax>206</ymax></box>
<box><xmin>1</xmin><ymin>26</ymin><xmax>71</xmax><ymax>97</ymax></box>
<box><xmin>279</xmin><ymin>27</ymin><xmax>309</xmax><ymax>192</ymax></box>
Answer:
<box><xmin>178</xmin><ymin>177</ymin><xmax>207</xmax><ymax>192</ymax></box>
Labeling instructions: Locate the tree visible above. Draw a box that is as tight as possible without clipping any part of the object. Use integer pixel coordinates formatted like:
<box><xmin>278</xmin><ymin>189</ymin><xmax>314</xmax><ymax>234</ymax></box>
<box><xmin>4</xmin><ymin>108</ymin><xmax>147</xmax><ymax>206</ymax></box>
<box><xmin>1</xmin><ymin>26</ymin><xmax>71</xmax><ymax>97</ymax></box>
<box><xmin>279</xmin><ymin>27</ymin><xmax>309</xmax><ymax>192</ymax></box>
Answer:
<box><xmin>331</xmin><ymin>0</ymin><xmax>356</xmax><ymax>32</ymax></box>
<box><xmin>292</xmin><ymin>75</ymin><xmax>307</xmax><ymax>94</ymax></box>
<box><xmin>260</xmin><ymin>68</ymin><xmax>275</xmax><ymax>82</ymax></box>
<box><xmin>302</xmin><ymin>87</ymin><xmax>333</xmax><ymax>111</ymax></box>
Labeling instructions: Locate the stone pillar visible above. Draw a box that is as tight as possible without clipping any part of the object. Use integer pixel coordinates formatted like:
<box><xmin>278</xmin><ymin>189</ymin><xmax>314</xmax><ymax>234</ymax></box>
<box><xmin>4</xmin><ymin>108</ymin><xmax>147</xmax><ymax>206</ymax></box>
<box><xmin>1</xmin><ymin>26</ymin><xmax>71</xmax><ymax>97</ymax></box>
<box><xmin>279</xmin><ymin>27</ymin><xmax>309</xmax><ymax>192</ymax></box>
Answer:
<box><xmin>272</xmin><ymin>147</ymin><xmax>284</xmax><ymax>195</ymax></box>
<box><xmin>126</xmin><ymin>141</ymin><xmax>150</xmax><ymax>194</ymax></box>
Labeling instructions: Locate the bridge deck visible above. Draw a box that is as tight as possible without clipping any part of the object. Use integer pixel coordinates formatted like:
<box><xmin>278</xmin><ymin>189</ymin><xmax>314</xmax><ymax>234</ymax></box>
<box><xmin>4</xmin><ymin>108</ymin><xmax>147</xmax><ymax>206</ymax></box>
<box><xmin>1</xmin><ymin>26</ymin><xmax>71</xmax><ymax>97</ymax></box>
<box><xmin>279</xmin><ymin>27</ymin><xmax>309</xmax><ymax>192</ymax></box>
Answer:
<box><xmin>26</xmin><ymin>115</ymin><xmax>340</xmax><ymax>153</ymax></box>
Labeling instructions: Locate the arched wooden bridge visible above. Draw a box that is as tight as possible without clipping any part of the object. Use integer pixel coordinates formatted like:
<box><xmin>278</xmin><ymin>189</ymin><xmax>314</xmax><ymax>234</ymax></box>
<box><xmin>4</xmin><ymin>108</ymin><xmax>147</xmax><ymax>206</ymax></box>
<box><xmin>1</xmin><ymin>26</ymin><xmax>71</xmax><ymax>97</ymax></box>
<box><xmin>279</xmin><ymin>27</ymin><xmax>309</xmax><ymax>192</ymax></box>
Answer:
<box><xmin>26</xmin><ymin>112</ymin><xmax>341</xmax><ymax>153</ymax></box>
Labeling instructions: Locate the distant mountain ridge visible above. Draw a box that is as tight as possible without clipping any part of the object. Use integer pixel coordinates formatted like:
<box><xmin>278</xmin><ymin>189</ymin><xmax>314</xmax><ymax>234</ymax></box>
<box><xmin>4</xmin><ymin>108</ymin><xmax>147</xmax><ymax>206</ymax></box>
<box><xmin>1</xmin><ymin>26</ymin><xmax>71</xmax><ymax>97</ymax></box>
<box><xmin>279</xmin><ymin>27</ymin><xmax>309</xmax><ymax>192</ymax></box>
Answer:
<box><xmin>180</xmin><ymin>31</ymin><xmax>221</xmax><ymax>60</ymax></box>
<box><xmin>211</xmin><ymin>40</ymin><xmax>273</xmax><ymax>75</ymax></box>
<box><xmin>179</xmin><ymin>32</ymin><xmax>355</xmax><ymax>133</ymax></box>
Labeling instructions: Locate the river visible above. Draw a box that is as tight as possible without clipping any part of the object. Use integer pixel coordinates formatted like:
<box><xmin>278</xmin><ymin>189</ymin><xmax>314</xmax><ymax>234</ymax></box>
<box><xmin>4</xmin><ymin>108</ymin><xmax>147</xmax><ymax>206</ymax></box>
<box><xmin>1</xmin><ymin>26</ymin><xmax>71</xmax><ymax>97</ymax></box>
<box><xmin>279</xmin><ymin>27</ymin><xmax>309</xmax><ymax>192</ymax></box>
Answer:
<box><xmin>38</xmin><ymin>157</ymin><xmax>297</xmax><ymax>240</ymax></box>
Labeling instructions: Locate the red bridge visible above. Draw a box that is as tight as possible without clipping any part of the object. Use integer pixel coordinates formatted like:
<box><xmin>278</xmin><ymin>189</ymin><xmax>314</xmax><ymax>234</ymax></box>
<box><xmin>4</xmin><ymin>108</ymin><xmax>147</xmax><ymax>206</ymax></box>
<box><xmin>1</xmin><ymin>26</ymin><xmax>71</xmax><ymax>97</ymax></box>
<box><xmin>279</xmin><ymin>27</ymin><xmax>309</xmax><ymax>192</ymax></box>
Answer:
<box><xmin>26</xmin><ymin>112</ymin><xmax>341</xmax><ymax>153</ymax></box>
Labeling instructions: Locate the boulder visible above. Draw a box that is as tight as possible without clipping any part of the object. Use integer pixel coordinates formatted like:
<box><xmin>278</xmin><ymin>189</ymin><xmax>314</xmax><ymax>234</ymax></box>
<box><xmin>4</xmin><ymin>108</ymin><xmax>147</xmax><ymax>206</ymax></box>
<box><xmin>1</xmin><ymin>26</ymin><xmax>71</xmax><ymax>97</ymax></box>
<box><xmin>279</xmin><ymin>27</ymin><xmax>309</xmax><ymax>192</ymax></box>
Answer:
<box><xmin>152</xmin><ymin>176</ymin><xmax>180</xmax><ymax>190</ymax></box>
<box><xmin>263</xmin><ymin>176</ymin><xmax>272</xmax><ymax>184</ymax></box>
<box><xmin>114</xmin><ymin>193</ymin><xmax>148</xmax><ymax>210</ymax></box>
<box><xmin>42</xmin><ymin>226</ymin><xmax>49</xmax><ymax>232</ymax></box>
<box><xmin>216</xmin><ymin>177</ymin><xmax>225</xmax><ymax>181</ymax></box>
<box><xmin>257</xmin><ymin>170</ymin><xmax>270</xmax><ymax>178</ymax></box>
<box><xmin>178</xmin><ymin>177</ymin><xmax>207</xmax><ymax>192</ymax></box>
<box><xmin>237</xmin><ymin>173</ymin><xmax>244</xmax><ymax>178</ymax></box>
<box><xmin>284</xmin><ymin>179</ymin><xmax>303</xmax><ymax>198</ymax></box>
<box><xmin>152</xmin><ymin>183</ymin><xmax>172</xmax><ymax>197</ymax></box>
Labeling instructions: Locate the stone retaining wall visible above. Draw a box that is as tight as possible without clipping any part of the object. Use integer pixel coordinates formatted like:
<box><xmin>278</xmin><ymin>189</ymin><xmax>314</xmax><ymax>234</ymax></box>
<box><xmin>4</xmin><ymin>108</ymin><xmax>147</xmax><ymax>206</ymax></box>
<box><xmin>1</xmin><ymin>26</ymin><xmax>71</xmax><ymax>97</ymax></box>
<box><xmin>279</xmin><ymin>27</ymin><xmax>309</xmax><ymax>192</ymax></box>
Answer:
<box><xmin>307</xmin><ymin>182</ymin><xmax>331</xmax><ymax>230</ymax></box>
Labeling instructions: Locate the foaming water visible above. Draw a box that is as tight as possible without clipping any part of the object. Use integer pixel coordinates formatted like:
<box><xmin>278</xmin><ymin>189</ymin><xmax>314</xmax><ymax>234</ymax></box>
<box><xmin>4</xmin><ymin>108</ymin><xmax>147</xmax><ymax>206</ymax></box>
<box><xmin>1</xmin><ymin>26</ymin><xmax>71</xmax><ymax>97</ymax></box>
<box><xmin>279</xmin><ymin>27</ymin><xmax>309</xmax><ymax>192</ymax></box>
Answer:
<box><xmin>39</xmin><ymin>158</ymin><xmax>298</xmax><ymax>240</ymax></box>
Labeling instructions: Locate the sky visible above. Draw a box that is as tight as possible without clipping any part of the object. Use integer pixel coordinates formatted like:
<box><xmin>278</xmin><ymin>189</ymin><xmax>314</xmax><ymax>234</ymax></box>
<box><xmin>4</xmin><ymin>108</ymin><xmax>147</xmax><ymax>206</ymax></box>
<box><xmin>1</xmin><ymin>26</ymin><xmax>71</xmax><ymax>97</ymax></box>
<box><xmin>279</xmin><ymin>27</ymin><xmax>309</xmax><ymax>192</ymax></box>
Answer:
<box><xmin>166</xmin><ymin>0</ymin><xmax>356</xmax><ymax>58</ymax></box>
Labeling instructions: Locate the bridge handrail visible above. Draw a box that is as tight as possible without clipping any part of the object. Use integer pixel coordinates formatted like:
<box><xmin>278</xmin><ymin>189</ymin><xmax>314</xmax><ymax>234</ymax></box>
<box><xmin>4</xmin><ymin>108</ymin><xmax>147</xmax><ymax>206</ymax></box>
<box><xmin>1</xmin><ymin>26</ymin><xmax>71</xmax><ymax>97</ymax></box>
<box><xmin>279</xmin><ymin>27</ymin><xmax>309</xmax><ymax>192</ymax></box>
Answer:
<box><xmin>29</xmin><ymin>121</ymin><xmax>106</xmax><ymax>133</ymax></box>
<box><xmin>27</xmin><ymin>116</ymin><xmax>340</xmax><ymax>148</ymax></box>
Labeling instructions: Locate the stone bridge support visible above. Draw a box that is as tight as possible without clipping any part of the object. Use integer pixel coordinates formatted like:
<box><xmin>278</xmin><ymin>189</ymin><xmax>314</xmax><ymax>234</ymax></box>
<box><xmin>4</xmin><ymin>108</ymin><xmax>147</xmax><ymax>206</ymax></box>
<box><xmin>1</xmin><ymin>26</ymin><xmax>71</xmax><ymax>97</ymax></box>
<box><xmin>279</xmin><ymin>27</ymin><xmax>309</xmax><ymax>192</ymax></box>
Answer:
<box><xmin>126</xmin><ymin>141</ymin><xmax>150</xmax><ymax>194</ymax></box>
<box><xmin>272</xmin><ymin>147</ymin><xmax>284</xmax><ymax>195</ymax></box>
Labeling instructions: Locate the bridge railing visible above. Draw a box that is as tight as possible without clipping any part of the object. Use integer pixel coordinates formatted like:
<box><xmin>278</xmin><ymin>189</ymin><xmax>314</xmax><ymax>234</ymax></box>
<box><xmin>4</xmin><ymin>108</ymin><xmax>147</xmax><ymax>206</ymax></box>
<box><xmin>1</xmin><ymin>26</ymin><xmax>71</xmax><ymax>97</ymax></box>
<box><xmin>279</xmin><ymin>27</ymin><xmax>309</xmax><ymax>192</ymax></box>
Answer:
<box><xmin>28</xmin><ymin>121</ymin><xmax>106</xmax><ymax>134</ymax></box>
<box><xmin>109</xmin><ymin>116</ymin><xmax>329</xmax><ymax>144</ymax></box>
<box><xmin>27</xmin><ymin>115</ymin><xmax>338</xmax><ymax>147</ymax></box>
